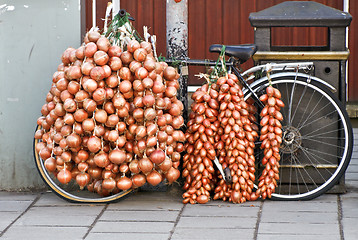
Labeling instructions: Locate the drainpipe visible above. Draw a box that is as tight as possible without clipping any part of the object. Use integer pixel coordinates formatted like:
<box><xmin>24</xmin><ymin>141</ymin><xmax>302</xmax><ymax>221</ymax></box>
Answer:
<box><xmin>344</xmin><ymin>0</ymin><xmax>349</xmax><ymax>101</ymax></box>
<box><xmin>112</xmin><ymin>0</ymin><xmax>120</xmax><ymax>16</ymax></box>
<box><xmin>166</xmin><ymin>0</ymin><xmax>189</xmax><ymax>122</ymax></box>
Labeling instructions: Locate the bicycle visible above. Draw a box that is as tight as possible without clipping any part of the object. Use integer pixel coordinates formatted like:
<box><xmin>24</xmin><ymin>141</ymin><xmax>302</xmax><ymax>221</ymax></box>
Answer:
<box><xmin>33</xmin><ymin>11</ymin><xmax>353</xmax><ymax>203</ymax></box>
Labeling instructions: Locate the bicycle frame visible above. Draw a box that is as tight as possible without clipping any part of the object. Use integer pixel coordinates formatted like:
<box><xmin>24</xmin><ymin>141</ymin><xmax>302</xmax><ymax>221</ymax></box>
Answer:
<box><xmin>166</xmin><ymin>58</ymin><xmax>322</xmax><ymax>107</ymax></box>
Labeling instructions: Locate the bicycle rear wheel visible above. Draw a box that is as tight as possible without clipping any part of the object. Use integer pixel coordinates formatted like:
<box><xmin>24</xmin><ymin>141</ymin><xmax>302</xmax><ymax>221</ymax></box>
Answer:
<box><xmin>245</xmin><ymin>75</ymin><xmax>353</xmax><ymax>200</ymax></box>
<box><xmin>34</xmin><ymin>125</ymin><xmax>133</xmax><ymax>203</ymax></box>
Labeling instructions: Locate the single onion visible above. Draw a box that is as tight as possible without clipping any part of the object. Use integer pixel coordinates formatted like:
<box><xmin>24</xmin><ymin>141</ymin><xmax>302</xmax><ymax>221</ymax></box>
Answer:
<box><xmin>66</xmin><ymin>133</ymin><xmax>82</xmax><ymax>148</ymax></box>
<box><xmin>90</xmin><ymin>66</ymin><xmax>105</xmax><ymax>81</ymax></box>
<box><xmin>82</xmin><ymin>98</ymin><xmax>96</xmax><ymax>113</ymax></box>
<box><xmin>144</xmin><ymin>108</ymin><xmax>156</xmax><ymax>121</ymax></box>
<box><xmin>146</xmin><ymin>170</ymin><xmax>162</xmax><ymax>186</ymax></box>
<box><xmin>117</xmin><ymin>176</ymin><xmax>132</xmax><ymax>190</ymax></box>
<box><xmin>82</xmin><ymin>118</ymin><xmax>95</xmax><ymax>132</ymax></box>
<box><xmin>44</xmin><ymin>157</ymin><xmax>57</xmax><ymax>172</ymax></box>
<box><xmin>87</xmin><ymin>136</ymin><xmax>101</xmax><ymax>153</ymax></box>
<box><xmin>159</xmin><ymin>157</ymin><xmax>172</xmax><ymax>172</ymax></box>
<box><xmin>102</xmin><ymin>65</ymin><xmax>112</xmax><ymax>78</ymax></box>
<box><xmin>81</xmin><ymin>61</ymin><xmax>95</xmax><ymax>76</ymax></box>
<box><xmin>133</xmin><ymin>48</ymin><xmax>147</xmax><ymax>62</ymax></box>
<box><xmin>108</xmin><ymin>57</ymin><xmax>122</xmax><ymax>71</ymax></box>
<box><xmin>73</xmin><ymin>109</ymin><xmax>88</xmax><ymax>122</ymax></box>
<box><xmin>129</xmin><ymin>159</ymin><xmax>140</xmax><ymax>174</ymax></box>
<box><xmin>129</xmin><ymin>60</ymin><xmax>142</xmax><ymax>73</ymax></box>
<box><xmin>120</xmin><ymin>51</ymin><xmax>133</xmax><ymax>65</ymax></box>
<box><xmin>94</xmin><ymin>109</ymin><xmax>108</xmax><ymax>123</ymax></box>
<box><xmin>165</xmin><ymin>167</ymin><xmax>180</xmax><ymax>183</ymax></box>
<box><xmin>94</xmin><ymin>50</ymin><xmax>109</xmax><ymax>66</ymax></box>
<box><xmin>92</xmin><ymin>87</ymin><xmax>106</xmax><ymax>102</ymax></box>
<box><xmin>88</xmin><ymin>167</ymin><xmax>102</xmax><ymax>179</ymax></box>
<box><xmin>108</xmin><ymin>149</ymin><xmax>126</xmax><ymax>165</ymax></box>
<box><xmin>119</xmin><ymin>80</ymin><xmax>132</xmax><ymax>93</ymax></box>
<box><xmin>85</xmin><ymin>42</ymin><xmax>97</xmax><ymax>58</ymax></box>
<box><xmin>87</xmin><ymin>31</ymin><xmax>101</xmax><ymax>42</ymax></box>
<box><xmin>127</xmin><ymin>39</ymin><xmax>140</xmax><ymax>53</ymax></box>
<box><xmin>163</xmin><ymin>66</ymin><xmax>177</xmax><ymax>81</ymax></box>
<box><xmin>139</xmin><ymin>157</ymin><xmax>154</xmax><ymax>174</ymax></box>
<box><xmin>67</xmin><ymin>81</ymin><xmax>80</xmax><ymax>95</ymax></box>
<box><xmin>131</xmin><ymin>174</ymin><xmax>146</xmax><ymax>188</ymax></box>
<box><xmin>63</xmin><ymin>98</ymin><xmax>77</xmax><ymax>112</ymax></box>
<box><xmin>143</xmin><ymin>59</ymin><xmax>156</xmax><ymax>72</ymax></box>
<box><xmin>108</xmin><ymin>45</ymin><xmax>122</xmax><ymax>57</ymax></box>
<box><xmin>96</xmin><ymin>36</ymin><xmax>110</xmax><ymax>52</ymax></box>
<box><xmin>94</xmin><ymin>151</ymin><xmax>110</xmax><ymax>168</ymax></box>
<box><xmin>149</xmin><ymin>149</ymin><xmax>166</xmax><ymax>165</ymax></box>
<box><xmin>135</xmin><ymin>67</ymin><xmax>148</xmax><ymax>80</ymax></box>
<box><xmin>119</xmin><ymin>66</ymin><xmax>132</xmax><ymax>80</ymax></box>
<box><xmin>57</xmin><ymin>169</ymin><xmax>72</xmax><ymax>184</ymax></box>
<box><xmin>102</xmin><ymin>178</ymin><xmax>116</xmax><ymax>191</ymax></box>
<box><xmin>75</xmin><ymin>90</ymin><xmax>90</xmax><ymax>102</ymax></box>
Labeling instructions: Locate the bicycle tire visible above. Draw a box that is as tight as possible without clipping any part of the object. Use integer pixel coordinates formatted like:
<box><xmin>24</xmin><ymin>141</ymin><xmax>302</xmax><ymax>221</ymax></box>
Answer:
<box><xmin>244</xmin><ymin>75</ymin><xmax>353</xmax><ymax>201</ymax></box>
<box><xmin>33</xmin><ymin>125</ymin><xmax>134</xmax><ymax>203</ymax></box>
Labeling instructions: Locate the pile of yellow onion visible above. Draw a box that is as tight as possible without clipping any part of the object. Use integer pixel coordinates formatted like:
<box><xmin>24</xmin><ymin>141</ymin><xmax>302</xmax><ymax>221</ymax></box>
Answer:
<box><xmin>35</xmin><ymin>30</ymin><xmax>183</xmax><ymax>196</ymax></box>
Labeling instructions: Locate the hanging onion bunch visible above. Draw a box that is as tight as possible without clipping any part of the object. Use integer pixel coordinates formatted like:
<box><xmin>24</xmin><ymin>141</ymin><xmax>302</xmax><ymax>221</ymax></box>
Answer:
<box><xmin>35</xmin><ymin>13</ymin><xmax>184</xmax><ymax>197</ymax></box>
<box><xmin>182</xmin><ymin>83</ymin><xmax>220</xmax><ymax>204</ymax></box>
<box><xmin>252</xmin><ymin>85</ymin><xmax>284</xmax><ymax>199</ymax></box>
<box><xmin>212</xmin><ymin>74</ymin><xmax>258</xmax><ymax>203</ymax></box>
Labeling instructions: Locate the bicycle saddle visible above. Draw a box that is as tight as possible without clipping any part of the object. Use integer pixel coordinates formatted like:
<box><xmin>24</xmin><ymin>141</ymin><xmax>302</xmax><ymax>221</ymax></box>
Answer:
<box><xmin>209</xmin><ymin>44</ymin><xmax>257</xmax><ymax>64</ymax></box>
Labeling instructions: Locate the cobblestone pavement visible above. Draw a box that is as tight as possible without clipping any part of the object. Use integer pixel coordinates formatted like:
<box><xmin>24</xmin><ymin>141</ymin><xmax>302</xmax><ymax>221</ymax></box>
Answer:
<box><xmin>0</xmin><ymin>129</ymin><xmax>357</xmax><ymax>240</ymax></box>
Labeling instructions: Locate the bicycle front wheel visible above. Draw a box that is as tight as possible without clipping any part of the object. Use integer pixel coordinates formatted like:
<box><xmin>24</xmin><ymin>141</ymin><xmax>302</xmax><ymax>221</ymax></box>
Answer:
<box><xmin>245</xmin><ymin>75</ymin><xmax>353</xmax><ymax>200</ymax></box>
<box><xmin>34</xmin><ymin>125</ymin><xmax>133</xmax><ymax>203</ymax></box>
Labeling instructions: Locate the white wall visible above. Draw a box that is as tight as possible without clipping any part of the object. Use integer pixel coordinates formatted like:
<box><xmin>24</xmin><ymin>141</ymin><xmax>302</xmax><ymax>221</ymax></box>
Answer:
<box><xmin>0</xmin><ymin>0</ymin><xmax>81</xmax><ymax>190</ymax></box>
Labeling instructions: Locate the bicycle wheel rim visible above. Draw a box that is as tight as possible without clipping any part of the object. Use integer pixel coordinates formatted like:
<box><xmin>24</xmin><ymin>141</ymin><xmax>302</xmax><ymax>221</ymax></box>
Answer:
<box><xmin>245</xmin><ymin>78</ymin><xmax>352</xmax><ymax>200</ymax></box>
<box><xmin>34</xmin><ymin>125</ymin><xmax>133</xmax><ymax>203</ymax></box>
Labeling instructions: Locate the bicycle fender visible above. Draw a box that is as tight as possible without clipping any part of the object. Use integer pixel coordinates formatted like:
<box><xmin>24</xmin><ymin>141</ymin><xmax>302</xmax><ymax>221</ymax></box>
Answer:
<box><xmin>246</xmin><ymin>72</ymin><xmax>336</xmax><ymax>93</ymax></box>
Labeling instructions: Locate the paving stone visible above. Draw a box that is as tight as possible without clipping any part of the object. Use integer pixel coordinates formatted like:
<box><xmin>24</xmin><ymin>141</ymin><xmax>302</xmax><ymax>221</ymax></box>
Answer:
<box><xmin>0</xmin><ymin>212</ymin><xmax>21</xmax><ymax>232</ymax></box>
<box><xmin>205</xmin><ymin>200</ymin><xmax>261</xmax><ymax>208</ymax></box>
<box><xmin>261</xmin><ymin>200</ymin><xmax>337</xmax><ymax>213</ymax></box>
<box><xmin>1</xmin><ymin>226</ymin><xmax>88</xmax><ymax>240</ymax></box>
<box><xmin>260</xmin><ymin>210</ymin><xmax>338</xmax><ymax>224</ymax></box>
<box><xmin>100</xmin><ymin>210</ymin><xmax>179</xmax><ymax>222</ymax></box>
<box><xmin>13</xmin><ymin>206</ymin><xmax>104</xmax><ymax>227</ymax></box>
<box><xmin>107</xmin><ymin>200</ymin><xmax>183</xmax><ymax>211</ymax></box>
<box><xmin>341</xmin><ymin>197</ymin><xmax>358</xmax><ymax>218</ymax></box>
<box><xmin>176</xmin><ymin>216</ymin><xmax>257</xmax><ymax>229</ymax></box>
<box><xmin>0</xmin><ymin>192</ymin><xmax>38</xmax><ymax>201</ymax></box>
<box><xmin>257</xmin><ymin>234</ymin><xmax>341</xmax><ymax>240</ymax></box>
<box><xmin>345</xmin><ymin>181</ymin><xmax>358</xmax><ymax>190</ymax></box>
<box><xmin>125</xmin><ymin>189</ymin><xmax>182</xmax><ymax>202</ymax></box>
<box><xmin>182</xmin><ymin>204</ymin><xmax>260</xmax><ymax>217</ymax></box>
<box><xmin>258</xmin><ymin>222</ymin><xmax>340</xmax><ymax>235</ymax></box>
<box><xmin>85</xmin><ymin>232</ymin><xmax>170</xmax><ymax>240</ymax></box>
<box><xmin>34</xmin><ymin>192</ymin><xmax>92</xmax><ymax>206</ymax></box>
<box><xmin>171</xmin><ymin>228</ymin><xmax>254</xmax><ymax>240</ymax></box>
<box><xmin>342</xmin><ymin>218</ymin><xmax>358</xmax><ymax>240</ymax></box>
<box><xmin>0</xmin><ymin>201</ymin><xmax>33</xmax><ymax>212</ymax></box>
<box><xmin>90</xmin><ymin>221</ymin><xmax>174</xmax><ymax>233</ymax></box>
<box><xmin>341</xmin><ymin>191</ymin><xmax>358</xmax><ymax>199</ymax></box>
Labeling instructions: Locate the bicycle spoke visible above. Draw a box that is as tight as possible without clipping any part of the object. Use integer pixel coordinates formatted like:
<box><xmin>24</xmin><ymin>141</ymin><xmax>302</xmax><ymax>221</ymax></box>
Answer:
<box><xmin>297</xmin><ymin>96</ymin><xmax>333</xmax><ymax>131</ymax></box>
<box><xmin>300</xmin><ymin>127</ymin><xmax>346</xmax><ymax>140</ymax></box>
<box><xmin>298</xmin><ymin>145</ymin><xmax>336</xmax><ymax>181</ymax></box>
<box><xmin>290</xmin><ymin>151</ymin><xmax>317</xmax><ymax>193</ymax></box>
<box><xmin>296</xmin><ymin>86</ymin><xmax>316</xmax><ymax>129</ymax></box>
<box><xmin>298</xmin><ymin>113</ymin><xmax>341</xmax><ymax>136</ymax></box>
<box><xmin>300</xmin><ymin>137</ymin><xmax>345</xmax><ymax>151</ymax></box>
<box><xmin>296</xmin><ymin>93</ymin><xmax>324</xmax><ymax>130</ymax></box>
<box><xmin>289</xmin><ymin>82</ymin><xmax>309</xmax><ymax>126</ymax></box>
